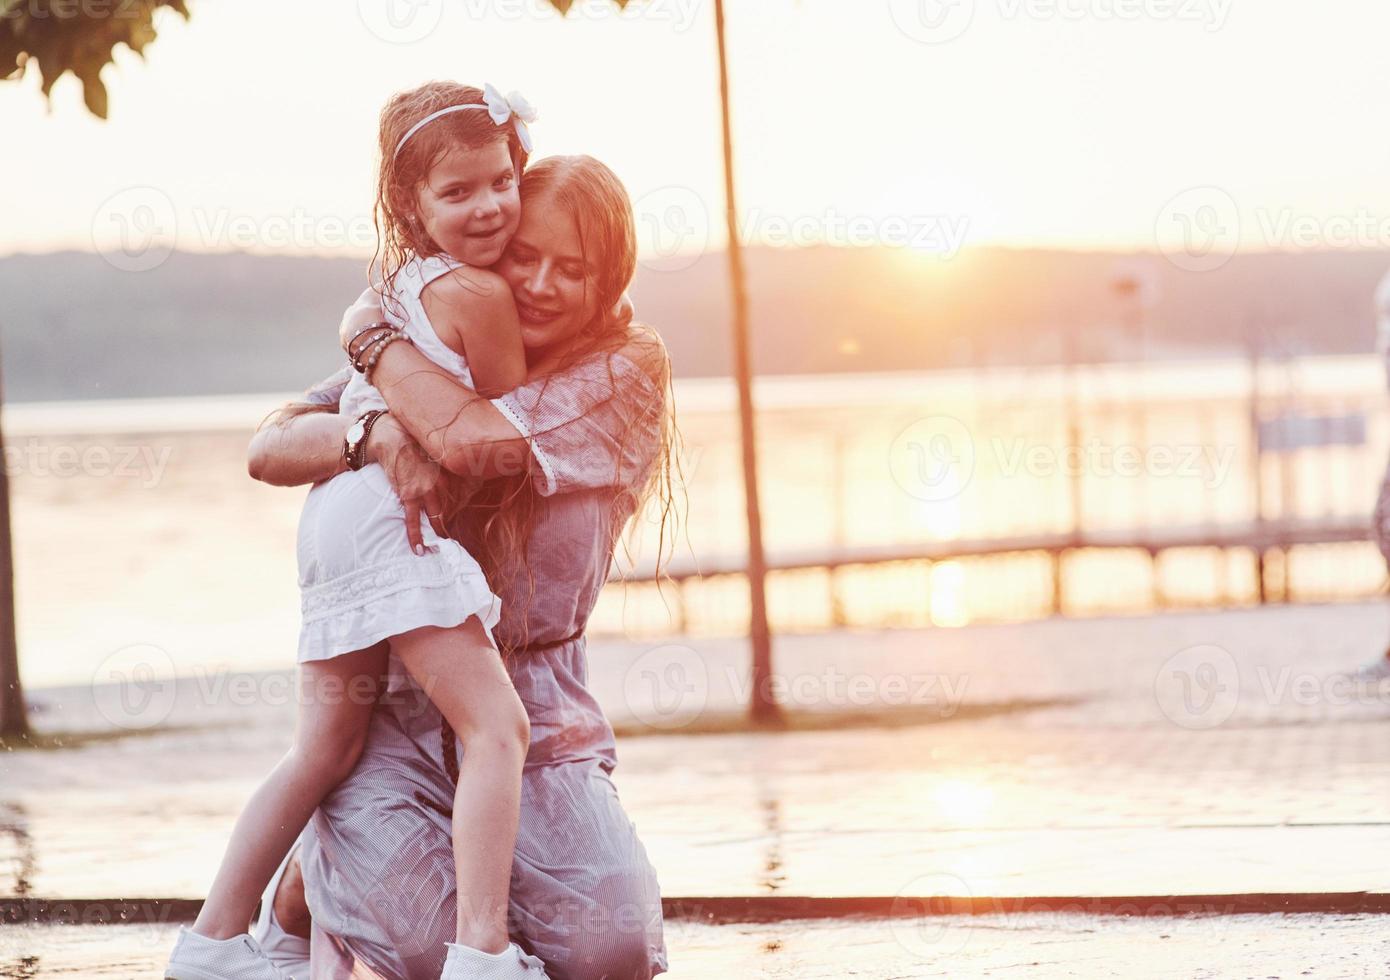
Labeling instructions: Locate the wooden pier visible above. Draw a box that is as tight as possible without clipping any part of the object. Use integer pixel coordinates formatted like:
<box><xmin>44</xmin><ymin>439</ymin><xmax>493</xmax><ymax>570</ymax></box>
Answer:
<box><xmin>611</xmin><ymin>515</ymin><xmax>1378</xmax><ymax>629</ymax></box>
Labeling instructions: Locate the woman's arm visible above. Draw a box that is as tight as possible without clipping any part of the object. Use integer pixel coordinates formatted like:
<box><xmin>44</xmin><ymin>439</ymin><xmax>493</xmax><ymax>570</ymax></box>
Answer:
<box><xmin>246</xmin><ymin>409</ymin><xmax>353</xmax><ymax>487</ymax></box>
<box><xmin>247</xmin><ymin>409</ymin><xmax>428</xmax><ymax>491</ymax></box>
<box><xmin>341</xmin><ymin>285</ymin><xmax>532</xmax><ymax>481</ymax></box>
<box><xmin>247</xmin><ymin>367</ymin><xmax>354</xmax><ymax>486</ymax></box>
<box><xmin>248</xmin><ymin>409</ymin><xmax>449</xmax><ymax>554</ymax></box>
<box><xmin>342</xmin><ymin>282</ymin><xmax>640</xmax><ymax>484</ymax></box>
<box><xmin>366</xmin><ymin>340</ymin><xmax>534</xmax><ymax>482</ymax></box>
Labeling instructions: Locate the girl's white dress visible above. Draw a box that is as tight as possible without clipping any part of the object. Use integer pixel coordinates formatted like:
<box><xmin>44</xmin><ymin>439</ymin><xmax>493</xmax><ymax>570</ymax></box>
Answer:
<box><xmin>296</xmin><ymin>254</ymin><xmax>501</xmax><ymax>663</ymax></box>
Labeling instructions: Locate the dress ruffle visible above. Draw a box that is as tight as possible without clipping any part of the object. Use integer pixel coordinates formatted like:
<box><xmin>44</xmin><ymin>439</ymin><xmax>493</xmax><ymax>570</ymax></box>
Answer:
<box><xmin>299</xmin><ymin>550</ymin><xmax>500</xmax><ymax>662</ymax></box>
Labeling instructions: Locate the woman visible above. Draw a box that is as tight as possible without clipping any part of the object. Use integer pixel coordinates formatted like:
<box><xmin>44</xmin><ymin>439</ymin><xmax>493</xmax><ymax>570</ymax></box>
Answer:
<box><xmin>246</xmin><ymin>155</ymin><xmax>674</xmax><ymax>980</ymax></box>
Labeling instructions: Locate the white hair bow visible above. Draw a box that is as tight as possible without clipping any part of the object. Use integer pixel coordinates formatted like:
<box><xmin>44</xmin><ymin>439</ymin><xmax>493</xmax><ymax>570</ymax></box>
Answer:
<box><xmin>392</xmin><ymin>83</ymin><xmax>540</xmax><ymax>158</ymax></box>
<box><xmin>482</xmin><ymin>83</ymin><xmax>538</xmax><ymax>154</ymax></box>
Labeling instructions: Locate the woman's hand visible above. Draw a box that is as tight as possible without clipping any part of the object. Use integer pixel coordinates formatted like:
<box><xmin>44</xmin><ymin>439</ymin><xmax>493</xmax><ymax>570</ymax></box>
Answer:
<box><xmin>367</xmin><ymin>414</ymin><xmax>450</xmax><ymax>553</ymax></box>
<box><xmin>339</xmin><ymin>286</ymin><xmax>388</xmax><ymax>354</ymax></box>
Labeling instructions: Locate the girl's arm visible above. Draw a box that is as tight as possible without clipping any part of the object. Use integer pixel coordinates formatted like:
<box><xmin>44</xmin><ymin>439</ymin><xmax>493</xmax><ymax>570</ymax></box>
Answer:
<box><xmin>423</xmin><ymin>267</ymin><xmax>527</xmax><ymax>399</ymax></box>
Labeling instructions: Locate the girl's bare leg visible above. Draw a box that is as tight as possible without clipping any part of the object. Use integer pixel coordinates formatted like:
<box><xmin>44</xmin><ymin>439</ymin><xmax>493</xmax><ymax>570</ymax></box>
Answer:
<box><xmin>191</xmin><ymin>645</ymin><xmax>385</xmax><ymax>939</ymax></box>
<box><xmin>392</xmin><ymin>619</ymin><xmax>529</xmax><ymax>955</ymax></box>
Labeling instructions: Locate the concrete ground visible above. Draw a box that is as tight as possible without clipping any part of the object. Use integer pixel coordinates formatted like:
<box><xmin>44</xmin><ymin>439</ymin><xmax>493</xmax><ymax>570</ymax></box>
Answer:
<box><xmin>3</xmin><ymin>912</ymin><xmax>1389</xmax><ymax>978</ymax></box>
<box><xmin>2</xmin><ymin>601</ymin><xmax>1388</xmax><ymax>975</ymax></box>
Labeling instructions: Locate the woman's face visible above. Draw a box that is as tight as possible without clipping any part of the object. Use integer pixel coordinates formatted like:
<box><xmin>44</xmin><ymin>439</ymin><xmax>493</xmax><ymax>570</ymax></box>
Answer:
<box><xmin>413</xmin><ymin>140</ymin><xmax>521</xmax><ymax>268</ymax></box>
<box><xmin>495</xmin><ymin>191</ymin><xmax>601</xmax><ymax>361</ymax></box>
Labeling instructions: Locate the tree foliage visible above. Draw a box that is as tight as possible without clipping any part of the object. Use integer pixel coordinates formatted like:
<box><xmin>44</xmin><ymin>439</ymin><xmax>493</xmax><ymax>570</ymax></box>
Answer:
<box><xmin>0</xmin><ymin>0</ymin><xmax>645</xmax><ymax>118</ymax></box>
<box><xmin>1</xmin><ymin>0</ymin><xmax>188</xmax><ymax>117</ymax></box>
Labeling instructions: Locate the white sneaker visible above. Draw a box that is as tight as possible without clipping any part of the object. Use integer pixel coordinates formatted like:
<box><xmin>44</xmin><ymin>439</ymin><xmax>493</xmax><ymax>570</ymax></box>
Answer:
<box><xmin>440</xmin><ymin>941</ymin><xmax>550</xmax><ymax>980</ymax></box>
<box><xmin>249</xmin><ymin>847</ymin><xmax>311</xmax><ymax>980</ymax></box>
<box><xmin>165</xmin><ymin>927</ymin><xmax>288</xmax><ymax>980</ymax></box>
<box><xmin>1347</xmin><ymin>654</ymin><xmax>1390</xmax><ymax>685</ymax></box>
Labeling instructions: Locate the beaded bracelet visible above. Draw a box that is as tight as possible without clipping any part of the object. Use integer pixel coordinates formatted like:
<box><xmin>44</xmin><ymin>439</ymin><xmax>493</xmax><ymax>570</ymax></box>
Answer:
<box><xmin>361</xmin><ymin>327</ymin><xmax>401</xmax><ymax>362</ymax></box>
<box><xmin>363</xmin><ymin>331</ymin><xmax>412</xmax><ymax>386</ymax></box>
<box><xmin>355</xmin><ymin>330</ymin><xmax>395</xmax><ymax>377</ymax></box>
<box><xmin>350</xmin><ymin>327</ymin><xmax>396</xmax><ymax>373</ymax></box>
<box><xmin>363</xmin><ymin>331</ymin><xmax>408</xmax><ymax>385</ymax></box>
<box><xmin>349</xmin><ymin>331</ymin><xmax>386</xmax><ymax>372</ymax></box>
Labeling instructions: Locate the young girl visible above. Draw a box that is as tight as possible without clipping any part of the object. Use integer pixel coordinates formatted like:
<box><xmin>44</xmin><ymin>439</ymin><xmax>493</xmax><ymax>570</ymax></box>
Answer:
<box><xmin>166</xmin><ymin>81</ymin><xmax>550</xmax><ymax>980</ymax></box>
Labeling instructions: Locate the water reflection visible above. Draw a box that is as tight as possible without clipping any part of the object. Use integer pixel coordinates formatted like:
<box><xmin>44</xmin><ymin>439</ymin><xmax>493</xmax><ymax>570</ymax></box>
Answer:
<box><xmin>0</xmin><ymin>955</ymin><xmax>38</xmax><ymax>980</ymax></box>
<box><xmin>756</xmin><ymin>792</ymin><xmax>785</xmax><ymax>895</ymax></box>
<box><xmin>0</xmin><ymin>802</ymin><xmax>35</xmax><ymax>898</ymax></box>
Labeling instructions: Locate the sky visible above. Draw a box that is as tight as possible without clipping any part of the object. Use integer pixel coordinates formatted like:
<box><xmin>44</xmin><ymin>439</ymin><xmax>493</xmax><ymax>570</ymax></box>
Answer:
<box><xmin>5</xmin><ymin>0</ymin><xmax>1390</xmax><ymax>264</ymax></box>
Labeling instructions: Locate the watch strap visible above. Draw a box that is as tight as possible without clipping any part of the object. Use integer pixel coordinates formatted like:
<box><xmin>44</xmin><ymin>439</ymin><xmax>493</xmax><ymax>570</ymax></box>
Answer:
<box><xmin>343</xmin><ymin>409</ymin><xmax>388</xmax><ymax>471</ymax></box>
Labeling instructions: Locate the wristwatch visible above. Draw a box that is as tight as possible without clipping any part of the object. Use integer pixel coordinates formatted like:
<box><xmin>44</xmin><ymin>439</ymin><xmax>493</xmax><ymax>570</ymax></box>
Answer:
<box><xmin>343</xmin><ymin>409</ymin><xmax>388</xmax><ymax>471</ymax></box>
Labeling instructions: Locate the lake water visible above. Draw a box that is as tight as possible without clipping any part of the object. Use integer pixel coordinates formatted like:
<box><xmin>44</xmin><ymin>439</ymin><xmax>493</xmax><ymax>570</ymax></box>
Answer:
<box><xmin>5</xmin><ymin>356</ymin><xmax>1387</xmax><ymax>690</ymax></box>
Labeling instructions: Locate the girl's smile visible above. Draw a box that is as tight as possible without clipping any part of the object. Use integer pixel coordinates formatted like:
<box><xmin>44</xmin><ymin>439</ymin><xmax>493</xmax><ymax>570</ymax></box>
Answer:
<box><xmin>413</xmin><ymin>140</ymin><xmax>521</xmax><ymax>267</ymax></box>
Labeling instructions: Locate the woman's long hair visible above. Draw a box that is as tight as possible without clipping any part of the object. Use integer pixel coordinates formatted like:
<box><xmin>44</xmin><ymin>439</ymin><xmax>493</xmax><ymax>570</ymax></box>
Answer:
<box><xmin>464</xmin><ymin>155</ymin><xmax>681</xmax><ymax>655</ymax></box>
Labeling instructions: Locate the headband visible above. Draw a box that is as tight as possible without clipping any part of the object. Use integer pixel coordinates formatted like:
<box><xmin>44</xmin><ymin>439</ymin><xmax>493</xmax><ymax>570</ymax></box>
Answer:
<box><xmin>393</xmin><ymin>83</ymin><xmax>538</xmax><ymax>159</ymax></box>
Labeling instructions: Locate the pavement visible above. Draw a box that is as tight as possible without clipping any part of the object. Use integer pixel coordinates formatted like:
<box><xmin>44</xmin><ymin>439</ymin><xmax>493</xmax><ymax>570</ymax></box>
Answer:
<box><xmin>3</xmin><ymin>600</ymin><xmax>1389</xmax><ymax>976</ymax></box>
<box><xmin>4</xmin><ymin>912</ymin><xmax>1390</xmax><ymax>978</ymax></box>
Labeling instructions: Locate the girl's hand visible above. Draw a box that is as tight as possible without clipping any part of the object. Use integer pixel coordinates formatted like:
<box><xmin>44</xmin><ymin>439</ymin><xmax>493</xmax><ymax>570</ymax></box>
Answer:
<box><xmin>339</xmin><ymin>286</ymin><xmax>388</xmax><ymax>354</ymax></box>
<box><xmin>367</xmin><ymin>414</ymin><xmax>449</xmax><ymax>553</ymax></box>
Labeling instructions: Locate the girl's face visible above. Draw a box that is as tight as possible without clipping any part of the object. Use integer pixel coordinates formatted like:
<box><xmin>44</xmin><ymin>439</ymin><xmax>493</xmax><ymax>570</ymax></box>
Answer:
<box><xmin>495</xmin><ymin>192</ymin><xmax>602</xmax><ymax>362</ymax></box>
<box><xmin>412</xmin><ymin>140</ymin><xmax>520</xmax><ymax>267</ymax></box>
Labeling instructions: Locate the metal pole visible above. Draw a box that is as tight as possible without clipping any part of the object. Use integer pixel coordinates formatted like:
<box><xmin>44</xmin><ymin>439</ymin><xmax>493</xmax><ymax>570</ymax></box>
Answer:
<box><xmin>0</xmin><ymin>347</ymin><xmax>29</xmax><ymax>738</ymax></box>
<box><xmin>1246</xmin><ymin>317</ymin><xmax>1267</xmax><ymax>604</ymax></box>
<box><xmin>713</xmin><ymin>0</ymin><xmax>779</xmax><ymax>722</ymax></box>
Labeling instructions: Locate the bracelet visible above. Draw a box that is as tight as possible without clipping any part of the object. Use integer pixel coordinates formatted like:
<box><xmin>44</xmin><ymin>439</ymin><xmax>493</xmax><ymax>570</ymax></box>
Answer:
<box><xmin>363</xmin><ymin>331</ymin><xmax>412</xmax><ymax>386</ymax></box>
<box><xmin>347</xmin><ymin>321</ymin><xmax>392</xmax><ymax>364</ymax></box>
<box><xmin>350</xmin><ymin>327</ymin><xmax>395</xmax><ymax>373</ymax></box>
<box><xmin>350</xmin><ymin>330</ymin><xmax>391</xmax><ymax>372</ymax></box>
<box><xmin>359</xmin><ymin>330</ymin><xmax>400</xmax><ymax>377</ymax></box>
<box><xmin>347</xmin><ymin>319</ymin><xmax>392</xmax><ymax>359</ymax></box>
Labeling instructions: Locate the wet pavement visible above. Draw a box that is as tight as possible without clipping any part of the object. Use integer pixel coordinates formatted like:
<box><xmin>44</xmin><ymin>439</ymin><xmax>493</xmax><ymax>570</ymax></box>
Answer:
<box><xmin>2</xmin><ymin>602</ymin><xmax>1389</xmax><ymax>974</ymax></box>
<box><xmin>4</xmin><ymin>912</ymin><xmax>1390</xmax><ymax>978</ymax></box>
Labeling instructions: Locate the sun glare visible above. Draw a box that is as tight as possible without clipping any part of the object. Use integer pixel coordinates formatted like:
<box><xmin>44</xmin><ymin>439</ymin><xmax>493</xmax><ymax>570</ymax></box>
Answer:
<box><xmin>930</xmin><ymin>778</ymin><xmax>996</xmax><ymax>826</ymax></box>
<box><xmin>929</xmin><ymin>560</ymin><xmax>969</xmax><ymax>628</ymax></box>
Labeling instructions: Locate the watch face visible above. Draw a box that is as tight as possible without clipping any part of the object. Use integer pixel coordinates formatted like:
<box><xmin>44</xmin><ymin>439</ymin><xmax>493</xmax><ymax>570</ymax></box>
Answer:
<box><xmin>346</xmin><ymin>420</ymin><xmax>366</xmax><ymax>443</ymax></box>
